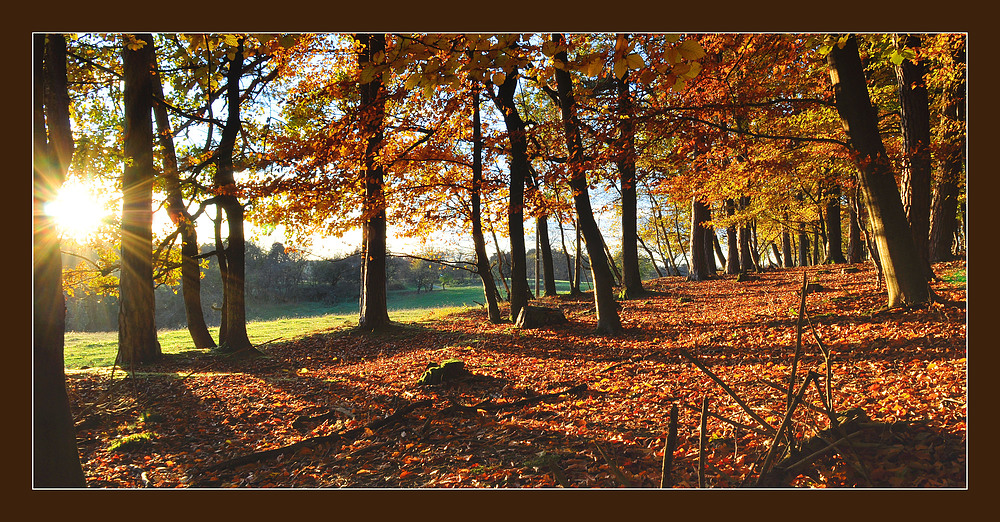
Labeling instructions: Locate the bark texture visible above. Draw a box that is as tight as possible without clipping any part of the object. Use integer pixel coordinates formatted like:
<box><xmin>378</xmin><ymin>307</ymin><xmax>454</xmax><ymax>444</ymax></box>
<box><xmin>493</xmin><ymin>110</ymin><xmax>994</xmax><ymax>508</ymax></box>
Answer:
<box><xmin>827</xmin><ymin>35</ymin><xmax>929</xmax><ymax>307</ymax></box>
<box><xmin>687</xmin><ymin>197</ymin><xmax>711</xmax><ymax>281</ymax></box>
<box><xmin>895</xmin><ymin>34</ymin><xmax>933</xmax><ymax>278</ymax></box>
<box><xmin>118</xmin><ymin>33</ymin><xmax>161</xmax><ymax>366</ymax></box>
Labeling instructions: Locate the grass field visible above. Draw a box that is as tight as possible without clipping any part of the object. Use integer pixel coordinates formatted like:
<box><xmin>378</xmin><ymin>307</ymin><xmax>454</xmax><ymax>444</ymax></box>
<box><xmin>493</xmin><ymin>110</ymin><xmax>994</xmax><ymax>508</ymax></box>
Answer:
<box><xmin>62</xmin><ymin>279</ymin><xmax>595</xmax><ymax>369</ymax></box>
<box><xmin>62</xmin><ymin>279</ymin><xmax>595</xmax><ymax>370</ymax></box>
<box><xmin>63</xmin><ymin>284</ymin><xmax>494</xmax><ymax>370</ymax></box>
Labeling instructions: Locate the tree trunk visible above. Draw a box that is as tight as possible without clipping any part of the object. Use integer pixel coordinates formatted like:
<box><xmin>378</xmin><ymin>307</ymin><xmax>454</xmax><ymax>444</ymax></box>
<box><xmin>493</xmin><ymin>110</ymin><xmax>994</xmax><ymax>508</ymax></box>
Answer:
<box><xmin>847</xmin><ymin>189</ymin><xmax>864</xmax><ymax>263</ymax></box>
<box><xmin>704</xmin><ymin>205</ymin><xmax>718</xmax><ymax>273</ymax></box>
<box><xmin>357</xmin><ymin>33</ymin><xmax>392</xmax><ymax>332</ymax></box>
<box><xmin>151</xmin><ymin>42</ymin><xmax>215</xmax><ymax>349</ymax></box>
<box><xmin>471</xmin><ymin>85</ymin><xmax>502</xmax><ymax>323</ymax></box>
<box><xmin>895</xmin><ymin>34</ymin><xmax>934</xmax><ymax>278</ymax></box>
<box><xmin>214</xmin><ymin>38</ymin><xmax>257</xmax><ymax>351</ymax></box>
<box><xmin>558</xmin><ymin>213</ymin><xmax>577</xmax><ymax>287</ymax></box>
<box><xmin>33</xmin><ymin>33</ymin><xmax>87</xmax><ymax>488</ymax></box>
<box><xmin>725</xmin><ymin>199</ymin><xmax>740</xmax><ymax>274</ymax></box>
<box><xmin>824</xmin><ymin>183</ymin><xmax>846</xmax><ymax>263</ymax></box>
<box><xmin>494</xmin><ymin>69</ymin><xmax>531</xmax><ymax>322</ymax></box>
<box><xmin>738</xmin><ymin>197</ymin><xmax>754</xmax><ymax>273</ymax></box>
<box><xmin>537</xmin><ymin>215</ymin><xmax>558</xmax><ymax>296</ymax></box>
<box><xmin>688</xmin><ymin>196</ymin><xmax>711</xmax><ymax>281</ymax></box>
<box><xmin>553</xmin><ymin>34</ymin><xmax>621</xmax><ymax>334</ymax></box>
<box><xmin>118</xmin><ymin>33</ymin><xmax>162</xmax><ymax>367</ymax></box>
<box><xmin>929</xmin><ymin>37</ymin><xmax>965</xmax><ymax>263</ymax></box>
<box><xmin>827</xmin><ymin>35</ymin><xmax>929</xmax><ymax>307</ymax></box>
<box><xmin>616</xmin><ymin>53</ymin><xmax>644</xmax><ymax>297</ymax></box>
<box><xmin>797</xmin><ymin>227</ymin><xmax>810</xmax><ymax>267</ymax></box>
<box><xmin>781</xmin><ymin>211</ymin><xmax>795</xmax><ymax>268</ymax></box>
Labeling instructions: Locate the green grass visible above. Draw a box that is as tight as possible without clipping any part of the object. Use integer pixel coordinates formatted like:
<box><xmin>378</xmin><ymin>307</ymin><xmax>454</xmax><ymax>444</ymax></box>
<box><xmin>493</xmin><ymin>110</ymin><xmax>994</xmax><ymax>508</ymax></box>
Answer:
<box><xmin>63</xmin><ymin>285</ymin><xmax>491</xmax><ymax>370</ymax></box>
<box><xmin>941</xmin><ymin>268</ymin><xmax>966</xmax><ymax>287</ymax></box>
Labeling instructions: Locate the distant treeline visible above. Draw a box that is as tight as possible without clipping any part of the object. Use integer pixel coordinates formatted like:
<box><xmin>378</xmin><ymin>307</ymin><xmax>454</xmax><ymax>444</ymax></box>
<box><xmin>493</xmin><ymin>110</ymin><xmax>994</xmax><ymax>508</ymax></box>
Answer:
<box><xmin>64</xmin><ymin>240</ymin><xmax>652</xmax><ymax>332</ymax></box>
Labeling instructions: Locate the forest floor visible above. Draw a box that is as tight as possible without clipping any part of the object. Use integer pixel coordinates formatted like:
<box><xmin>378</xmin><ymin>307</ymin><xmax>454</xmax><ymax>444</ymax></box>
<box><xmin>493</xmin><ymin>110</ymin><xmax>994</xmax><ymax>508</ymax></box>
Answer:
<box><xmin>65</xmin><ymin>260</ymin><xmax>967</xmax><ymax>488</ymax></box>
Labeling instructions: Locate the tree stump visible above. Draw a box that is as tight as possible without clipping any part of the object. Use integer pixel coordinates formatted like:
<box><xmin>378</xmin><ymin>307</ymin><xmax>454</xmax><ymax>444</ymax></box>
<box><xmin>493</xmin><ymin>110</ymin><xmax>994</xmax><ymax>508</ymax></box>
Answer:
<box><xmin>515</xmin><ymin>305</ymin><xmax>568</xmax><ymax>329</ymax></box>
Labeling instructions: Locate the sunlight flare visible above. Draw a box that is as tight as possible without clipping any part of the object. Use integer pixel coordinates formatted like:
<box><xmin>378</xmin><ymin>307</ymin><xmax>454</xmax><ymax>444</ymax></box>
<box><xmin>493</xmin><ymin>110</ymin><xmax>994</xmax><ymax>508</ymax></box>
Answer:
<box><xmin>44</xmin><ymin>178</ymin><xmax>110</xmax><ymax>242</ymax></box>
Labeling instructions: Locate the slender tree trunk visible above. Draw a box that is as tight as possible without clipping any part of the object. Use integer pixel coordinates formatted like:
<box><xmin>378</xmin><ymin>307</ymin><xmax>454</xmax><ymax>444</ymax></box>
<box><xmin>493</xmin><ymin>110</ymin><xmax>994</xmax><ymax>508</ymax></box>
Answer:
<box><xmin>616</xmin><ymin>48</ymin><xmax>644</xmax><ymax>297</ymax></box>
<box><xmin>33</xmin><ymin>33</ymin><xmax>87</xmax><ymax>488</ymax></box>
<box><xmin>797</xmin><ymin>227</ymin><xmax>810</xmax><ymax>267</ymax></box>
<box><xmin>725</xmin><ymin>199</ymin><xmax>740</xmax><ymax>274</ymax></box>
<box><xmin>573</xmin><ymin>221</ymin><xmax>583</xmax><ymax>294</ymax></box>
<box><xmin>356</xmin><ymin>33</ymin><xmax>392</xmax><ymax>332</ymax></box>
<box><xmin>557</xmin><ymin>212</ymin><xmax>576</xmax><ymax>288</ymax></box>
<box><xmin>688</xmin><ymin>196</ymin><xmax>711</xmax><ymax>281</ymax></box>
<box><xmin>824</xmin><ymin>183</ymin><xmax>846</xmax><ymax>263</ymax></box>
<box><xmin>489</xmin><ymin>226</ymin><xmax>510</xmax><ymax>300</ymax></box>
<box><xmin>637</xmin><ymin>236</ymin><xmax>664</xmax><ymax>277</ymax></box>
<box><xmin>929</xmin><ymin>37</ymin><xmax>965</xmax><ymax>263</ymax></box>
<box><xmin>537</xmin><ymin>215</ymin><xmax>558</xmax><ymax>296</ymax></box>
<box><xmin>214</xmin><ymin>205</ymin><xmax>229</xmax><ymax>343</ymax></box>
<box><xmin>118</xmin><ymin>33</ymin><xmax>161</xmax><ymax>366</ymax></box>
<box><xmin>895</xmin><ymin>34</ymin><xmax>934</xmax><ymax>278</ymax></box>
<box><xmin>494</xmin><ymin>69</ymin><xmax>530</xmax><ymax>321</ymax></box>
<box><xmin>671</xmin><ymin>204</ymin><xmax>690</xmax><ymax>272</ymax></box>
<box><xmin>553</xmin><ymin>34</ymin><xmax>621</xmax><ymax>334</ymax></box>
<box><xmin>828</xmin><ymin>35</ymin><xmax>929</xmax><ymax>307</ymax></box>
<box><xmin>847</xmin><ymin>188</ymin><xmax>864</xmax><ymax>263</ymax></box>
<box><xmin>214</xmin><ymin>38</ymin><xmax>256</xmax><ymax>350</ymax></box>
<box><xmin>151</xmin><ymin>43</ymin><xmax>215</xmax><ymax>348</ymax></box>
<box><xmin>738</xmin><ymin>197</ymin><xmax>754</xmax><ymax>273</ymax></box>
<box><xmin>704</xmin><ymin>205</ymin><xmax>717</xmax><ymax>273</ymax></box>
<box><xmin>781</xmin><ymin>210</ymin><xmax>795</xmax><ymax>268</ymax></box>
<box><xmin>471</xmin><ymin>86</ymin><xmax>502</xmax><ymax>323</ymax></box>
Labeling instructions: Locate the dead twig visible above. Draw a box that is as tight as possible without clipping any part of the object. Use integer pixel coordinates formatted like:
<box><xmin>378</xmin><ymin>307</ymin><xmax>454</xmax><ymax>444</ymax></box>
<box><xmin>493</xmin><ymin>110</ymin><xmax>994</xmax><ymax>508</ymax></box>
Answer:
<box><xmin>595</xmin><ymin>442</ymin><xmax>632</xmax><ymax>488</ymax></box>
<box><xmin>660</xmin><ymin>404</ymin><xmax>679</xmax><ymax>488</ymax></box>
<box><xmin>679</xmin><ymin>348</ymin><xmax>776</xmax><ymax>437</ymax></box>
<box><xmin>698</xmin><ymin>396</ymin><xmax>709</xmax><ymax>488</ymax></box>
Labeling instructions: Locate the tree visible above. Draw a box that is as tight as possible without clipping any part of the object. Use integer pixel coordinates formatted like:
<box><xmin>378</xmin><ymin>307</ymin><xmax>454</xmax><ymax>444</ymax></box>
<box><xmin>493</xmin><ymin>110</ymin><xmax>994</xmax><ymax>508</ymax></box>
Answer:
<box><xmin>687</xmin><ymin>196</ymin><xmax>711</xmax><ymax>281</ymax></box>
<box><xmin>213</xmin><ymin>36</ymin><xmax>258</xmax><ymax>351</ymax></box>
<box><xmin>823</xmin><ymin>182</ymin><xmax>846</xmax><ymax>263</ymax></box>
<box><xmin>117</xmin><ymin>34</ymin><xmax>161</xmax><ymax>366</ymax></box>
<box><xmin>928</xmin><ymin>34</ymin><xmax>966</xmax><ymax>262</ymax></box>
<box><xmin>356</xmin><ymin>33</ymin><xmax>393</xmax><ymax>332</ymax></box>
<box><xmin>894</xmin><ymin>34</ymin><xmax>933</xmax><ymax>278</ymax></box>
<box><xmin>615</xmin><ymin>35</ymin><xmax>644</xmax><ymax>298</ymax></box>
<box><xmin>552</xmin><ymin>34</ymin><xmax>622</xmax><ymax>334</ymax></box>
<box><xmin>469</xmin><ymin>85</ymin><xmax>503</xmax><ymax>321</ymax></box>
<box><xmin>150</xmin><ymin>39</ymin><xmax>216</xmax><ymax>349</ymax></box>
<box><xmin>492</xmin><ymin>67</ymin><xmax>532</xmax><ymax>323</ymax></box>
<box><xmin>826</xmin><ymin>35</ymin><xmax>929</xmax><ymax>307</ymax></box>
<box><xmin>33</xmin><ymin>33</ymin><xmax>87</xmax><ymax>488</ymax></box>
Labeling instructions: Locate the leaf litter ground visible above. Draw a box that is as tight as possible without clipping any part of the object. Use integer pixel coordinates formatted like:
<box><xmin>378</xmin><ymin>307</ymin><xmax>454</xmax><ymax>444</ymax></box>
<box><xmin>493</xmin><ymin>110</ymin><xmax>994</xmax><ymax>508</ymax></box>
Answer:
<box><xmin>66</xmin><ymin>261</ymin><xmax>967</xmax><ymax>488</ymax></box>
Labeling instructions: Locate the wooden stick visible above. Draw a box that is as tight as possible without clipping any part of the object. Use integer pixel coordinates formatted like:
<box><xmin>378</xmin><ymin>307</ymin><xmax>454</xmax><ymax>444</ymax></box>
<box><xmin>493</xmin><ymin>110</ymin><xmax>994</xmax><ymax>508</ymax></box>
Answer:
<box><xmin>595</xmin><ymin>442</ymin><xmax>632</xmax><ymax>488</ymax></box>
<box><xmin>660</xmin><ymin>404</ymin><xmax>679</xmax><ymax>488</ymax></box>
<box><xmin>698</xmin><ymin>397</ymin><xmax>708</xmax><ymax>488</ymax></box>
<box><xmin>788</xmin><ymin>271</ymin><xmax>808</xmax><ymax>412</ymax></box>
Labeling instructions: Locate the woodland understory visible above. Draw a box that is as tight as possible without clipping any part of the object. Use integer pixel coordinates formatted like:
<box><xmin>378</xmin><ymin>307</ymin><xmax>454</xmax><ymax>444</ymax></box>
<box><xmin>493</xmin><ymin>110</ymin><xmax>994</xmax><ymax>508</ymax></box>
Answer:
<box><xmin>67</xmin><ymin>260</ymin><xmax>966</xmax><ymax>488</ymax></box>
